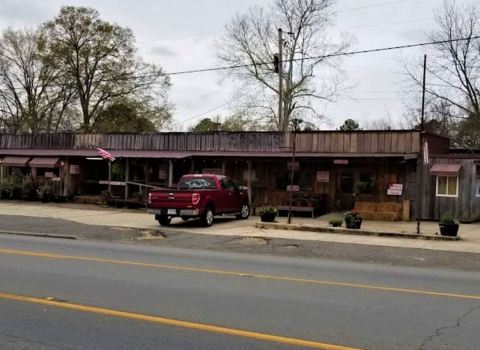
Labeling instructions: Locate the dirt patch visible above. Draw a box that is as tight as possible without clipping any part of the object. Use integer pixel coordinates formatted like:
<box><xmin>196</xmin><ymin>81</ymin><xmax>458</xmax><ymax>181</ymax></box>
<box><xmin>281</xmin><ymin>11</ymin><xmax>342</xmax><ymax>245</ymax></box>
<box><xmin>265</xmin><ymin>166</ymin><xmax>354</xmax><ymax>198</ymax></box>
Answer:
<box><xmin>280</xmin><ymin>244</ymin><xmax>301</xmax><ymax>249</ymax></box>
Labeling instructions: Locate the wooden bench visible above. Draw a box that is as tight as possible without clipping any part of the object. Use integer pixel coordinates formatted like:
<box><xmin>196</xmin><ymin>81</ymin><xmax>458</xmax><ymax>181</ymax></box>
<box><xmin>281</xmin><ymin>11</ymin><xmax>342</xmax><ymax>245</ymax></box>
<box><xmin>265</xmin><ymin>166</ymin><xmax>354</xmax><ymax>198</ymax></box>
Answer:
<box><xmin>277</xmin><ymin>205</ymin><xmax>316</xmax><ymax>218</ymax></box>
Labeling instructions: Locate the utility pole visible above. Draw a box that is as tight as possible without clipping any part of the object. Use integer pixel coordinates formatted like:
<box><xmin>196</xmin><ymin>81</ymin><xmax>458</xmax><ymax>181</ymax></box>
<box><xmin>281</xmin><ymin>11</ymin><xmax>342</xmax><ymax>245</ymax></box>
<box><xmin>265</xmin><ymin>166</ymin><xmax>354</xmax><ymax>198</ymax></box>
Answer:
<box><xmin>278</xmin><ymin>28</ymin><xmax>284</xmax><ymax>131</ymax></box>
<box><xmin>288</xmin><ymin>118</ymin><xmax>302</xmax><ymax>224</ymax></box>
<box><xmin>417</xmin><ymin>54</ymin><xmax>427</xmax><ymax>234</ymax></box>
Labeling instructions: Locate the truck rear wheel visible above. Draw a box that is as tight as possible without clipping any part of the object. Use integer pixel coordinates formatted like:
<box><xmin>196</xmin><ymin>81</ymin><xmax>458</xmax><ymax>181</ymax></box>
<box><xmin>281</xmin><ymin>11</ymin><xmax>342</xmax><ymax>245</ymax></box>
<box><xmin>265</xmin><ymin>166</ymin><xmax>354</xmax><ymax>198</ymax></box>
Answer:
<box><xmin>201</xmin><ymin>206</ymin><xmax>214</xmax><ymax>227</ymax></box>
<box><xmin>157</xmin><ymin>216</ymin><xmax>171</xmax><ymax>226</ymax></box>
<box><xmin>236</xmin><ymin>204</ymin><xmax>250</xmax><ymax>220</ymax></box>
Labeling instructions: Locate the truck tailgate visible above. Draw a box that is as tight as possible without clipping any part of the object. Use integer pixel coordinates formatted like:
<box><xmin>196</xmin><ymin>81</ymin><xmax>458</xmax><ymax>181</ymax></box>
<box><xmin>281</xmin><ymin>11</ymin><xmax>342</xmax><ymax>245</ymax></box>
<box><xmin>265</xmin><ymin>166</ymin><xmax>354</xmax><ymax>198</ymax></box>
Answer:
<box><xmin>148</xmin><ymin>190</ymin><xmax>194</xmax><ymax>209</ymax></box>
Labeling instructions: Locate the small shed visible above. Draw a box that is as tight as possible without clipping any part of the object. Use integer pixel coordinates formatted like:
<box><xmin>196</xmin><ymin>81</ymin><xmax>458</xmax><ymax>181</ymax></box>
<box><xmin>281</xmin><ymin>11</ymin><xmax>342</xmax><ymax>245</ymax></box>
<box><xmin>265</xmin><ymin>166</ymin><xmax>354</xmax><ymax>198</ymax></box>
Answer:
<box><xmin>419</xmin><ymin>155</ymin><xmax>480</xmax><ymax>222</ymax></box>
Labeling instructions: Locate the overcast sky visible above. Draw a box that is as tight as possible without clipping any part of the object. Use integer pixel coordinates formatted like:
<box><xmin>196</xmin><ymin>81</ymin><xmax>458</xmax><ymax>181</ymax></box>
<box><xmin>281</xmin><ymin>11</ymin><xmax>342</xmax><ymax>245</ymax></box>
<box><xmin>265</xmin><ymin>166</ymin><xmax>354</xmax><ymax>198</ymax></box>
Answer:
<box><xmin>0</xmin><ymin>0</ymin><xmax>448</xmax><ymax>130</ymax></box>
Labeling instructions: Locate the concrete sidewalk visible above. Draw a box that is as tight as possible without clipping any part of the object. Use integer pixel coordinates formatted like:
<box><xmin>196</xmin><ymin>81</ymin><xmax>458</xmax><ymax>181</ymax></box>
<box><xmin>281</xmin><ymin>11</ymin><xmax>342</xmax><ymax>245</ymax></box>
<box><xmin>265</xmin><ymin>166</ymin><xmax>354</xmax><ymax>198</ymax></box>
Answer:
<box><xmin>1</xmin><ymin>200</ymin><xmax>479</xmax><ymax>254</ymax></box>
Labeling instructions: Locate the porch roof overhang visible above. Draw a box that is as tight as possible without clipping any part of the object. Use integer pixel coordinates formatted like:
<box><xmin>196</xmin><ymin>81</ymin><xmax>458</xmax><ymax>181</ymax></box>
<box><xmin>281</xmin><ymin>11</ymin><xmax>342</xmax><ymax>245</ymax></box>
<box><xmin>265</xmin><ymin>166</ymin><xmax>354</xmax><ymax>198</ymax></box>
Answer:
<box><xmin>0</xmin><ymin>156</ymin><xmax>31</xmax><ymax>167</ymax></box>
<box><xmin>188</xmin><ymin>151</ymin><xmax>417</xmax><ymax>159</ymax></box>
<box><xmin>430</xmin><ymin>163</ymin><xmax>462</xmax><ymax>176</ymax></box>
<box><xmin>0</xmin><ymin>149</ymin><xmax>417</xmax><ymax>160</ymax></box>
<box><xmin>28</xmin><ymin>157</ymin><xmax>60</xmax><ymax>168</ymax></box>
<box><xmin>0</xmin><ymin>149</ymin><xmax>192</xmax><ymax>159</ymax></box>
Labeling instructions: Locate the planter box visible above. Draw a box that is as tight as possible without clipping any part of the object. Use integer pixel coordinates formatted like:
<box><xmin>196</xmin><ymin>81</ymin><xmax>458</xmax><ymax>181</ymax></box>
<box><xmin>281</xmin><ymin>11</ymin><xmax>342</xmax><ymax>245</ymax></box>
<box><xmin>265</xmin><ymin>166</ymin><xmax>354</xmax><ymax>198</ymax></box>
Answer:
<box><xmin>345</xmin><ymin>218</ymin><xmax>363</xmax><ymax>229</ymax></box>
<box><xmin>260</xmin><ymin>213</ymin><xmax>277</xmax><ymax>222</ymax></box>
<box><xmin>439</xmin><ymin>223</ymin><xmax>459</xmax><ymax>237</ymax></box>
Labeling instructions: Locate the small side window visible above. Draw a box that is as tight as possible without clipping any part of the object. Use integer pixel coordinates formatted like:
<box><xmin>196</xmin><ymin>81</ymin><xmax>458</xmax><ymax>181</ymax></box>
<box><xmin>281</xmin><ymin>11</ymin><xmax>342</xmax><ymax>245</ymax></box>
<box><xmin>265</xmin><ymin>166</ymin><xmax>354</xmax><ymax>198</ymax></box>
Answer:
<box><xmin>436</xmin><ymin>176</ymin><xmax>458</xmax><ymax>197</ymax></box>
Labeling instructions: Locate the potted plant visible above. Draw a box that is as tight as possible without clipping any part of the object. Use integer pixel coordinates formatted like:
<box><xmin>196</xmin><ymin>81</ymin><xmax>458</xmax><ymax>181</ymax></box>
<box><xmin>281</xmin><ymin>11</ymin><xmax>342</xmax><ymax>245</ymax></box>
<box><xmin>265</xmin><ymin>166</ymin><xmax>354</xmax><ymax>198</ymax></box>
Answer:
<box><xmin>38</xmin><ymin>184</ymin><xmax>53</xmax><ymax>203</ymax></box>
<box><xmin>329</xmin><ymin>218</ymin><xmax>343</xmax><ymax>227</ymax></box>
<box><xmin>259</xmin><ymin>206</ymin><xmax>278</xmax><ymax>222</ymax></box>
<box><xmin>439</xmin><ymin>213</ymin><xmax>459</xmax><ymax>236</ymax></box>
<box><xmin>344</xmin><ymin>210</ymin><xmax>363</xmax><ymax>229</ymax></box>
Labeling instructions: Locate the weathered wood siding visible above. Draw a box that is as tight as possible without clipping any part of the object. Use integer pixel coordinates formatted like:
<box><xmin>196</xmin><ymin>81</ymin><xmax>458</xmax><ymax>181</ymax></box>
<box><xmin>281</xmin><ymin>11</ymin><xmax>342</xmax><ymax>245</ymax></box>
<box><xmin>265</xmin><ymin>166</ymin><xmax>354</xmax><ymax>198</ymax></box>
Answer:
<box><xmin>0</xmin><ymin>131</ymin><xmax>424</xmax><ymax>154</ymax></box>
<box><xmin>420</xmin><ymin>157</ymin><xmax>480</xmax><ymax>222</ymax></box>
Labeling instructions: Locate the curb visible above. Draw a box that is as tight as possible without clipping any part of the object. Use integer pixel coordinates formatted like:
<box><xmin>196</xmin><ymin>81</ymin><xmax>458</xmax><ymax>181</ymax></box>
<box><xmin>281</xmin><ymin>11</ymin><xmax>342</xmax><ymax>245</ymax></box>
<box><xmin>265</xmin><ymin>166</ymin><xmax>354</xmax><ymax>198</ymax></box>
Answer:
<box><xmin>0</xmin><ymin>230</ymin><xmax>77</xmax><ymax>240</ymax></box>
<box><xmin>254</xmin><ymin>223</ymin><xmax>461</xmax><ymax>241</ymax></box>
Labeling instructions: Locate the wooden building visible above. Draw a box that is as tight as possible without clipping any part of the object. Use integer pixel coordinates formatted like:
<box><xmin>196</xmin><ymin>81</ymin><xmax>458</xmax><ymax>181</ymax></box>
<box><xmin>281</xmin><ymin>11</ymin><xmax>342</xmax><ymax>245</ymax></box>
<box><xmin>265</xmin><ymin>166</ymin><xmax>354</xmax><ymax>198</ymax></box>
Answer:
<box><xmin>3</xmin><ymin>130</ymin><xmax>474</xmax><ymax>221</ymax></box>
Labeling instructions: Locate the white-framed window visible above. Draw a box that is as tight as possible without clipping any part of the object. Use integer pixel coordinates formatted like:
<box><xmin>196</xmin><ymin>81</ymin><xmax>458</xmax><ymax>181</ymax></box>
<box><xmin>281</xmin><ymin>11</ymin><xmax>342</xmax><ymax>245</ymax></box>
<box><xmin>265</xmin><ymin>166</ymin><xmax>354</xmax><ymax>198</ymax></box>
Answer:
<box><xmin>436</xmin><ymin>176</ymin><xmax>458</xmax><ymax>197</ymax></box>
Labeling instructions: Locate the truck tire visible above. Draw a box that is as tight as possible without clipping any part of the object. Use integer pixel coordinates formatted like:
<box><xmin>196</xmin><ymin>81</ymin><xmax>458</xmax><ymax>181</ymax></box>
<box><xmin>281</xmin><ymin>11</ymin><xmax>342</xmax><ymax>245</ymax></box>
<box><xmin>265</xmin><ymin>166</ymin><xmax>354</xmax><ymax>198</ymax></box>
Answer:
<box><xmin>157</xmin><ymin>216</ymin><xmax>171</xmax><ymax>226</ymax></box>
<box><xmin>200</xmin><ymin>206</ymin><xmax>214</xmax><ymax>227</ymax></box>
<box><xmin>236</xmin><ymin>204</ymin><xmax>250</xmax><ymax>220</ymax></box>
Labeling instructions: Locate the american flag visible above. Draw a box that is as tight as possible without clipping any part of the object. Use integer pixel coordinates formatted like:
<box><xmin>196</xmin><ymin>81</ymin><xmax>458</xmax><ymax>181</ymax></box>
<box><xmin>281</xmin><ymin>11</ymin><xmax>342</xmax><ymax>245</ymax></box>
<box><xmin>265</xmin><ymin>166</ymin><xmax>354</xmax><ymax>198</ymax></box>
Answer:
<box><xmin>96</xmin><ymin>148</ymin><xmax>115</xmax><ymax>161</ymax></box>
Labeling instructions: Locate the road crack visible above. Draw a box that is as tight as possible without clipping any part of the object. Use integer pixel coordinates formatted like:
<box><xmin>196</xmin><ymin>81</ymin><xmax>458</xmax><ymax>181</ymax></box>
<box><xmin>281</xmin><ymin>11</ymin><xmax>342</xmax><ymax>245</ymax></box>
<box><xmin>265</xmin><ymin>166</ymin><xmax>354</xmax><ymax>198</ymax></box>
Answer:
<box><xmin>418</xmin><ymin>304</ymin><xmax>480</xmax><ymax>349</ymax></box>
<box><xmin>0</xmin><ymin>331</ymin><xmax>76</xmax><ymax>350</ymax></box>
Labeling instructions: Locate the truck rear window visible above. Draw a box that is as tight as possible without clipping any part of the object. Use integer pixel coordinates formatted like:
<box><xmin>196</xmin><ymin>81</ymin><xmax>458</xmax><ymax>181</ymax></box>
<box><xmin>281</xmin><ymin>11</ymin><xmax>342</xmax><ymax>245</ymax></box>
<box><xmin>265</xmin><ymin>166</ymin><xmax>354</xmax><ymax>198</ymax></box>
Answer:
<box><xmin>178</xmin><ymin>177</ymin><xmax>217</xmax><ymax>189</ymax></box>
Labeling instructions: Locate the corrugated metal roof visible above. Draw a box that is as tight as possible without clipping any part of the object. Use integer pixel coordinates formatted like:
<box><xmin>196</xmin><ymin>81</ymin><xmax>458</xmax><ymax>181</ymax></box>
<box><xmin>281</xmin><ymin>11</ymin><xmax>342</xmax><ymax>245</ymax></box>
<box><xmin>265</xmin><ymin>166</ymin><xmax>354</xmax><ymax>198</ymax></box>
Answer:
<box><xmin>28</xmin><ymin>157</ymin><xmax>60</xmax><ymax>168</ymax></box>
<box><xmin>430</xmin><ymin>163</ymin><xmax>462</xmax><ymax>176</ymax></box>
<box><xmin>0</xmin><ymin>149</ymin><xmax>417</xmax><ymax>159</ymax></box>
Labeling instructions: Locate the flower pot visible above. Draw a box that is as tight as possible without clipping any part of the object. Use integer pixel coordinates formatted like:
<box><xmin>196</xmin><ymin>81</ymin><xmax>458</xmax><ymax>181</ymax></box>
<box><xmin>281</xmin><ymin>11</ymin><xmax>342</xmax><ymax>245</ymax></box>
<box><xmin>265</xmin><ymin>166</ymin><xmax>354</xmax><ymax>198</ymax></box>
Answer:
<box><xmin>439</xmin><ymin>223</ymin><xmax>459</xmax><ymax>236</ymax></box>
<box><xmin>260</xmin><ymin>212</ymin><xmax>277</xmax><ymax>222</ymax></box>
<box><xmin>345</xmin><ymin>218</ymin><xmax>362</xmax><ymax>229</ymax></box>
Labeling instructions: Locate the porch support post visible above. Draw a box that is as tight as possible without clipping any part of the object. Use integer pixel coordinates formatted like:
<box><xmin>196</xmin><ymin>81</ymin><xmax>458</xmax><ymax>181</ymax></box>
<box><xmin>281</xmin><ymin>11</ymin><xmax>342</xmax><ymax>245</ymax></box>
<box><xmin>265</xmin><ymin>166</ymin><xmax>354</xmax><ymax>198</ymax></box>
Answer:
<box><xmin>0</xmin><ymin>163</ymin><xmax>3</xmax><ymax>198</ymax></box>
<box><xmin>247</xmin><ymin>160</ymin><xmax>252</xmax><ymax>206</ymax></box>
<box><xmin>108</xmin><ymin>160</ymin><xmax>112</xmax><ymax>193</ymax></box>
<box><xmin>124</xmin><ymin>158</ymin><xmax>129</xmax><ymax>200</ymax></box>
<box><xmin>190</xmin><ymin>159</ymin><xmax>195</xmax><ymax>173</ymax></box>
<box><xmin>222</xmin><ymin>160</ymin><xmax>226</xmax><ymax>175</ymax></box>
<box><xmin>168</xmin><ymin>159</ymin><xmax>174</xmax><ymax>188</ymax></box>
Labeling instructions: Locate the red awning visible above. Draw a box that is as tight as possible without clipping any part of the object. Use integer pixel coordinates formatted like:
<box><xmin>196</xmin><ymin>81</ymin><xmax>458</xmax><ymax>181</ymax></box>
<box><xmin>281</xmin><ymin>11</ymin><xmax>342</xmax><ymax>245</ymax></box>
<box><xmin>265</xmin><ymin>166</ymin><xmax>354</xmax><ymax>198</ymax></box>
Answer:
<box><xmin>430</xmin><ymin>163</ymin><xmax>462</xmax><ymax>176</ymax></box>
<box><xmin>0</xmin><ymin>156</ymin><xmax>31</xmax><ymax>167</ymax></box>
<box><xmin>28</xmin><ymin>157</ymin><xmax>60</xmax><ymax>168</ymax></box>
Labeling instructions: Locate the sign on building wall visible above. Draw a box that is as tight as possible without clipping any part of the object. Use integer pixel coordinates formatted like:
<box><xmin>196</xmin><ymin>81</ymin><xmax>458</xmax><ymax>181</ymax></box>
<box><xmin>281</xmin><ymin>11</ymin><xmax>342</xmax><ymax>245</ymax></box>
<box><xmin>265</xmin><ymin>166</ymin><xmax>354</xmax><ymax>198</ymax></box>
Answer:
<box><xmin>316</xmin><ymin>171</ymin><xmax>330</xmax><ymax>183</ymax></box>
<box><xmin>334</xmin><ymin>159</ymin><xmax>348</xmax><ymax>165</ymax></box>
<box><xmin>44</xmin><ymin>172</ymin><xmax>54</xmax><ymax>178</ymax></box>
<box><xmin>286</xmin><ymin>185</ymin><xmax>300</xmax><ymax>192</ymax></box>
<box><xmin>69</xmin><ymin>165</ymin><xmax>80</xmax><ymax>175</ymax></box>
<box><xmin>387</xmin><ymin>184</ymin><xmax>403</xmax><ymax>196</ymax></box>
<box><xmin>158</xmin><ymin>169</ymin><xmax>167</xmax><ymax>180</ymax></box>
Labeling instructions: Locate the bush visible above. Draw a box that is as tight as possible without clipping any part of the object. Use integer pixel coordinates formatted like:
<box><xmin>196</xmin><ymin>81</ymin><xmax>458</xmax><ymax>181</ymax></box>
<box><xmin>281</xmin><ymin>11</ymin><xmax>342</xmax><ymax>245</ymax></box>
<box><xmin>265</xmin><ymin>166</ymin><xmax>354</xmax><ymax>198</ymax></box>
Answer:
<box><xmin>329</xmin><ymin>219</ymin><xmax>343</xmax><ymax>227</ymax></box>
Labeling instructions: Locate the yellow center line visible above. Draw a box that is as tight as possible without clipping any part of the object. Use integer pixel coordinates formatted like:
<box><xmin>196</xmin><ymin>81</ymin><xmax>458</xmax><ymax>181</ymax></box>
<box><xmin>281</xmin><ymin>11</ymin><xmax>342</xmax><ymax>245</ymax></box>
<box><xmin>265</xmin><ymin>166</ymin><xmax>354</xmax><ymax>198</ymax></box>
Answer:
<box><xmin>0</xmin><ymin>291</ymin><xmax>362</xmax><ymax>350</ymax></box>
<box><xmin>1</xmin><ymin>247</ymin><xmax>479</xmax><ymax>301</ymax></box>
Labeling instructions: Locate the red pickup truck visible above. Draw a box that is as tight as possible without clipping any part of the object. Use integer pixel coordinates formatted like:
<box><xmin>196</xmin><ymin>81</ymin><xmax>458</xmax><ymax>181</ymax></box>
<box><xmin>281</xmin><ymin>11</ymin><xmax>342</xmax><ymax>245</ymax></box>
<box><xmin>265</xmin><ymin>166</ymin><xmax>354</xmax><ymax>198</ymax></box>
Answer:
<box><xmin>147</xmin><ymin>174</ymin><xmax>250</xmax><ymax>226</ymax></box>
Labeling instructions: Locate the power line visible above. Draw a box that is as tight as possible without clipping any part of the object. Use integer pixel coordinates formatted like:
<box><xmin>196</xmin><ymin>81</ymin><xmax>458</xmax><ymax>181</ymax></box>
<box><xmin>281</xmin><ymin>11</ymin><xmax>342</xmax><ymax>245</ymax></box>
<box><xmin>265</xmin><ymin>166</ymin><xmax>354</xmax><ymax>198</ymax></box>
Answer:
<box><xmin>337</xmin><ymin>0</ymin><xmax>414</xmax><ymax>13</ymax></box>
<box><xmin>161</xmin><ymin>35</ymin><xmax>480</xmax><ymax>77</ymax></box>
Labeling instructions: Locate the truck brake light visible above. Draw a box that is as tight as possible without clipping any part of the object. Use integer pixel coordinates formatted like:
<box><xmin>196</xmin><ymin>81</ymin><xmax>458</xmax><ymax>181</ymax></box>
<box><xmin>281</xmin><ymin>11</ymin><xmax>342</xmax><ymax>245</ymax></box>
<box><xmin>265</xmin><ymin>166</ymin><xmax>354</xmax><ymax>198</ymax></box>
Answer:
<box><xmin>192</xmin><ymin>193</ymin><xmax>201</xmax><ymax>205</ymax></box>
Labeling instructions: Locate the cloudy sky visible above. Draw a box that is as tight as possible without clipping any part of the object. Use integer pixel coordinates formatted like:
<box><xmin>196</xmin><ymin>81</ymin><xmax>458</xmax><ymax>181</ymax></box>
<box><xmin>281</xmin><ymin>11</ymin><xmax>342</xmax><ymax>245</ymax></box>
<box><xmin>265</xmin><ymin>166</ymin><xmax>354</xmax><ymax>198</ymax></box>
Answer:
<box><xmin>0</xmin><ymin>0</ymin><xmax>448</xmax><ymax>129</ymax></box>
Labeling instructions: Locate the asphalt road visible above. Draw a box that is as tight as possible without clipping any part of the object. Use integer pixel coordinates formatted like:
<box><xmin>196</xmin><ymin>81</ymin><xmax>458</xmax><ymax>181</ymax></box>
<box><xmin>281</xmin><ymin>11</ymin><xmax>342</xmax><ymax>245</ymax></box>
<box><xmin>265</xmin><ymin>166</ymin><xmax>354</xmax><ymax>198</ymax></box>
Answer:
<box><xmin>0</xmin><ymin>234</ymin><xmax>479</xmax><ymax>350</ymax></box>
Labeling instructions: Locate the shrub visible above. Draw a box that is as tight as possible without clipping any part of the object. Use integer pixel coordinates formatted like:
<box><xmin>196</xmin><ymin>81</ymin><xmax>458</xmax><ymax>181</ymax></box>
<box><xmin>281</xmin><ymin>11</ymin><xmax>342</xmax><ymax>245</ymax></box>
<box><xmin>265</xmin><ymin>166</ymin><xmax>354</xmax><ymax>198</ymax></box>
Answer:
<box><xmin>440</xmin><ymin>213</ymin><xmax>457</xmax><ymax>225</ymax></box>
<box><xmin>329</xmin><ymin>219</ymin><xmax>343</xmax><ymax>227</ymax></box>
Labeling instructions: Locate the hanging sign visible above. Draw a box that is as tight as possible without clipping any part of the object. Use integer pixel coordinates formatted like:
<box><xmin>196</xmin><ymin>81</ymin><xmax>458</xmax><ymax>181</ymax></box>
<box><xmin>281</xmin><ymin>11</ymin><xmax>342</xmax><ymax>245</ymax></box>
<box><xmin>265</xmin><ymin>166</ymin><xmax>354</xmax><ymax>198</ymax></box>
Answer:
<box><xmin>69</xmin><ymin>165</ymin><xmax>80</xmax><ymax>175</ymax></box>
<box><xmin>316</xmin><ymin>171</ymin><xmax>330</xmax><ymax>183</ymax></box>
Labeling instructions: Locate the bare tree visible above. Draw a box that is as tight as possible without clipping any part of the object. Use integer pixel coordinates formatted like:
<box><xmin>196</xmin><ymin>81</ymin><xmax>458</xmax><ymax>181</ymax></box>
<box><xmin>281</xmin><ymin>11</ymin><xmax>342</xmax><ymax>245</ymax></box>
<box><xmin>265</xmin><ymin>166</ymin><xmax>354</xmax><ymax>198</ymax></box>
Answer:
<box><xmin>39</xmin><ymin>6</ymin><xmax>170</xmax><ymax>131</ymax></box>
<box><xmin>404</xmin><ymin>0</ymin><xmax>480</xmax><ymax>145</ymax></box>
<box><xmin>0</xmin><ymin>28</ymin><xmax>75</xmax><ymax>133</ymax></box>
<box><xmin>217</xmin><ymin>0</ymin><xmax>352</xmax><ymax>130</ymax></box>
